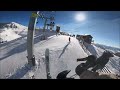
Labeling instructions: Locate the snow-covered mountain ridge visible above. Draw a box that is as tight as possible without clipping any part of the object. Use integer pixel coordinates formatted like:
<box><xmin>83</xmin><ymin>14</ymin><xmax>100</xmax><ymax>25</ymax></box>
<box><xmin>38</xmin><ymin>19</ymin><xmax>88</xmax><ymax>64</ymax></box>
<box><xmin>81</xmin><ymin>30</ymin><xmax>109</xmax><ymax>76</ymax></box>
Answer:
<box><xmin>0</xmin><ymin>22</ymin><xmax>27</xmax><ymax>42</ymax></box>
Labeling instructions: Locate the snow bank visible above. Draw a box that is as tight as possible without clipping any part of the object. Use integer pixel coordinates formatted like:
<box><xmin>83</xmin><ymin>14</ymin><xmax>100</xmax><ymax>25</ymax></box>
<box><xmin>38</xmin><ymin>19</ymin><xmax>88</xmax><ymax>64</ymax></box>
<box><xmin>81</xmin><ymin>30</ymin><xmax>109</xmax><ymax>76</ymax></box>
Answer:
<box><xmin>84</xmin><ymin>42</ymin><xmax>105</xmax><ymax>57</ymax></box>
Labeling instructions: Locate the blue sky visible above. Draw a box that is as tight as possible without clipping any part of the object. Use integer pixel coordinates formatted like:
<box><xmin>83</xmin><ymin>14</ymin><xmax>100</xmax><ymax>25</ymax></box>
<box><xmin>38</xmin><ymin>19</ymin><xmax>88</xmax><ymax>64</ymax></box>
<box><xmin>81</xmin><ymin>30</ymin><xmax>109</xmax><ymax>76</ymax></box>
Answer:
<box><xmin>0</xmin><ymin>11</ymin><xmax>120</xmax><ymax>48</ymax></box>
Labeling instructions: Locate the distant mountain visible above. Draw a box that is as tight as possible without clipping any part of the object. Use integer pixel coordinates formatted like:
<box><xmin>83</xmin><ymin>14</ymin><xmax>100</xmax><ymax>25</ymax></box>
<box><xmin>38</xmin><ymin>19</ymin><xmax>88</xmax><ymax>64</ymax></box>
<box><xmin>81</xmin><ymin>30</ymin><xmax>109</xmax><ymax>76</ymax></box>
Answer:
<box><xmin>0</xmin><ymin>22</ymin><xmax>28</xmax><ymax>42</ymax></box>
<box><xmin>94</xmin><ymin>43</ymin><xmax>120</xmax><ymax>53</ymax></box>
<box><xmin>0</xmin><ymin>22</ymin><xmax>27</xmax><ymax>29</ymax></box>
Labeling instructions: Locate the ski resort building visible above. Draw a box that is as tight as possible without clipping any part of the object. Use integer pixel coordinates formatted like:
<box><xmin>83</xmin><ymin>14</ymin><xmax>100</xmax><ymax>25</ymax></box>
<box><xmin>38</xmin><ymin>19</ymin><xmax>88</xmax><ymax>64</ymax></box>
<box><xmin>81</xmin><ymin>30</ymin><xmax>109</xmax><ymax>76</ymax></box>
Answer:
<box><xmin>76</xmin><ymin>34</ymin><xmax>93</xmax><ymax>44</ymax></box>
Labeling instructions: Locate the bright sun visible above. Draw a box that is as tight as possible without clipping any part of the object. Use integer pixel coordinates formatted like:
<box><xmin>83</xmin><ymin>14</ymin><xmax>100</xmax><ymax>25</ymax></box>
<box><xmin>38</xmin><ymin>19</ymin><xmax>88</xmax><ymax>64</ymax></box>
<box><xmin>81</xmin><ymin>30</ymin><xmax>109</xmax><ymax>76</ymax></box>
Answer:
<box><xmin>75</xmin><ymin>13</ymin><xmax>86</xmax><ymax>22</ymax></box>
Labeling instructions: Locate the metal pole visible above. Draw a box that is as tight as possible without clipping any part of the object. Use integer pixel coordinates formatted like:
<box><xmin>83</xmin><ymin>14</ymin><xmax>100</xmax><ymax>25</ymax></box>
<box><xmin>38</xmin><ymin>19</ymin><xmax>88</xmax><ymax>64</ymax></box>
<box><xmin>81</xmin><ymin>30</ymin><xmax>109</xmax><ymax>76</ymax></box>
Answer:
<box><xmin>27</xmin><ymin>11</ymin><xmax>39</xmax><ymax>66</ymax></box>
<box><xmin>47</xmin><ymin>24</ymin><xmax>48</xmax><ymax>30</ymax></box>
<box><xmin>42</xmin><ymin>18</ymin><xmax>47</xmax><ymax>40</ymax></box>
<box><xmin>43</xmin><ymin>18</ymin><xmax>47</xmax><ymax>32</ymax></box>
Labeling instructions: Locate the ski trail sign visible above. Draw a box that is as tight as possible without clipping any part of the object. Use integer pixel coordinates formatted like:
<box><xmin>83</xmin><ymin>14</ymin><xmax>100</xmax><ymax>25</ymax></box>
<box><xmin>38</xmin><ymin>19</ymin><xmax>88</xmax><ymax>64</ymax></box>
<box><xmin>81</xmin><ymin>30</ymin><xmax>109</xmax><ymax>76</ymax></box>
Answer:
<box><xmin>45</xmin><ymin>48</ymin><xmax>52</xmax><ymax>79</ymax></box>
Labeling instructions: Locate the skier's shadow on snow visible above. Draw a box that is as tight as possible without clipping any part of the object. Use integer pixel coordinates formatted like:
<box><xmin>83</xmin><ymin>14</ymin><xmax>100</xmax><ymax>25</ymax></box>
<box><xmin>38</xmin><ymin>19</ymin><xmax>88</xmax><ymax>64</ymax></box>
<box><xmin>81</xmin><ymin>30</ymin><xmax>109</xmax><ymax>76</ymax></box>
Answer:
<box><xmin>59</xmin><ymin>42</ymin><xmax>70</xmax><ymax>58</ymax></box>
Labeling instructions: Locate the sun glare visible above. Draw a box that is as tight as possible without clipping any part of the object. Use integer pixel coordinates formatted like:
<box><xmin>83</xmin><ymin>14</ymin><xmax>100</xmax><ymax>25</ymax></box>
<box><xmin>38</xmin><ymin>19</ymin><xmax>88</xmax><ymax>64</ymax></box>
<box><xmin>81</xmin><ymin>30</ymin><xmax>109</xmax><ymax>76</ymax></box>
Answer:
<box><xmin>75</xmin><ymin>13</ymin><xmax>86</xmax><ymax>22</ymax></box>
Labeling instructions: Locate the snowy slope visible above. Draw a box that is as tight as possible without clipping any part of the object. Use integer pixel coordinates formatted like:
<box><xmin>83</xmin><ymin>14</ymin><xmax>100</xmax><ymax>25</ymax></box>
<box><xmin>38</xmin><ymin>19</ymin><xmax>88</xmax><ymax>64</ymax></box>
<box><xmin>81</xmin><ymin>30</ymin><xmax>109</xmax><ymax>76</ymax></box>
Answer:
<box><xmin>0</xmin><ymin>34</ymin><xmax>88</xmax><ymax>79</ymax></box>
<box><xmin>84</xmin><ymin>42</ymin><xmax>105</xmax><ymax>57</ymax></box>
<box><xmin>0</xmin><ymin>22</ymin><xmax>27</xmax><ymax>42</ymax></box>
<box><xmin>0</xmin><ymin>30</ymin><xmax>120</xmax><ymax>79</ymax></box>
<box><xmin>0</xmin><ymin>28</ymin><xmax>21</xmax><ymax>42</ymax></box>
<box><xmin>0</xmin><ymin>22</ymin><xmax>27</xmax><ymax>30</ymax></box>
<box><xmin>32</xmin><ymin>35</ymin><xmax>88</xmax><ymax>79</ymax></box>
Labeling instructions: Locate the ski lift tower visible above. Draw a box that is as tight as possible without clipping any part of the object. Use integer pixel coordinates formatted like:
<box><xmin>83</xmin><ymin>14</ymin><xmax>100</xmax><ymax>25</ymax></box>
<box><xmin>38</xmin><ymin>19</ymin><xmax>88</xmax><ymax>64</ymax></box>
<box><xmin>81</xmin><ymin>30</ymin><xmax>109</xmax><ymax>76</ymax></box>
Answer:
<box><xmin>27</xmin><ymin>11</ymin><xmax>39</xmax><ymax>66</ymax></box>
<box><xmin>50</xmin><ymin>17</ymin><xmax>55</xmax><ymax>31</ymax></box>
<box><xmin>42</xmin><ymin>12</ymin><xmax>55</xmax><ymax>39</ymax></box>
<box><xmin>27</xmin><ymin>11</ymin><xmax>55</xmax><ymax>66</ymax></box>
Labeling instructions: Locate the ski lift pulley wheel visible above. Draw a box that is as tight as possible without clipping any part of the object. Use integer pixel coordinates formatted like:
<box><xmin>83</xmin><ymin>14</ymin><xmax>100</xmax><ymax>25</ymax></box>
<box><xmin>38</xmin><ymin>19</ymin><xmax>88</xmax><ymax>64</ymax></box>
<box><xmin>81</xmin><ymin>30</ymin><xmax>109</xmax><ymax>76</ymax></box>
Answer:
<box><xmin>50</xmin><ymin>22</ymin><xmax>55</xmax><ymax>26</ymax></box>
<box><xmin>50</xmin><ymin>16</ymin><xmax>54</xmax><ymax>21</ymax></box>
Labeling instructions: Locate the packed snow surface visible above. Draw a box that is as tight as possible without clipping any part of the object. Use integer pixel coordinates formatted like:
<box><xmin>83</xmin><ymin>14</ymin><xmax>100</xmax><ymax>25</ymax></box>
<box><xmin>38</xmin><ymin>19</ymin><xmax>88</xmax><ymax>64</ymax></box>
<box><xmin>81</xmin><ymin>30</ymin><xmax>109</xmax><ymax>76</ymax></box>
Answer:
<box><xmin>0</xmin><ymin>23</ymin><xmax>120</xmax><ymax>79</ymax></box>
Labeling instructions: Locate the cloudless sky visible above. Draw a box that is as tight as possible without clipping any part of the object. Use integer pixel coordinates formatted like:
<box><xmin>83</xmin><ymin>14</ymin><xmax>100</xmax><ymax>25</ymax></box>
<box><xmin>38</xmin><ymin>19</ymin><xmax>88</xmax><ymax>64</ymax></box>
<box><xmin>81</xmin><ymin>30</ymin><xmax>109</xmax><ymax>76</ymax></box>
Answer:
<box><xmin>0</xmin><ymin>11</ymin><xmax>120</xmax><ymax>48</ymax></box>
